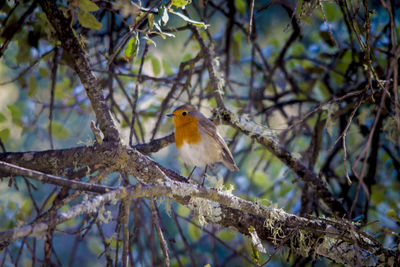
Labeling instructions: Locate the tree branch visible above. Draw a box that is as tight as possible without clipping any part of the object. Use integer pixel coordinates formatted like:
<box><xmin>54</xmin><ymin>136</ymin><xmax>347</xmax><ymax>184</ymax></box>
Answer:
<box><xmin>39</xmin><ymin>0</ymin><xmax>120</xmax><ymax>142</ymax></box>
<box><xmin>213</xmin><ymin>108</ymin><xmax>347</xmax><ymax>216</ymax></box>
<box><xmin>0</xmin><ymin>161</ymin><xmax>113</xmax><ymax>194</ymax></box>
<box><xmin>0</xmin><ymin>181</ymin><xmax>396</xmax><ymax>265</ymax></box>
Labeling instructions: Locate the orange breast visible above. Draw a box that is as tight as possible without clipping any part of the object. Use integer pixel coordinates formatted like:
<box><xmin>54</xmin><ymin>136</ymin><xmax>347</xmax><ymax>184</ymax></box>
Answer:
<box><xmin>174</xmin><ymin>121</ymin><xmax>201</xmax><ymax>147</ymax></box>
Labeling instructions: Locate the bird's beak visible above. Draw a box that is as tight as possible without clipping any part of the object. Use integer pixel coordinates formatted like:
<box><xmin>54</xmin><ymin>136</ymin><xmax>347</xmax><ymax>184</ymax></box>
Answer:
<box><xmin>166</xmin><ymin>113</ymin><xmax>175</xmax><ymax>118</ymax></box>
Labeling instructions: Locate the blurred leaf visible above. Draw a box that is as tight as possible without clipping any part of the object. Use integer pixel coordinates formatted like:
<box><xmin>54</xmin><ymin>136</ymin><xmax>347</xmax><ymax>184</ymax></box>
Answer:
<box><xmin>386</xmin><ymin>209</ymin><xmax>399</xmax><ymax>222</ymax></box>
<box><xmin>177</xmin><ymin>204</ymin><xmax>190</xmax><ymax>216</ymax></box>
<box><xmin>49</xmin><ymin>121</ymin><xmax>70</xmax><ymax>139</ymax></box>
<box><xmin>8</xmin><ymin>201</ymin><xmax>16</xmax><ymax>210</ymax></box>
<box><xmin>0</xmin><ymin>113</ymin><xmax>6</xmax><ymax>123</ymax></box>
<box><xmin>234</xmin><ymin>0</ymin><xmax>247</xmax><ymax>15</ymax></box>
<box><xmin>182</xmin><ymin>53</ymin><xmax>193</xmax><ymax>62</ymax></box>
<box><xmin>88</xmin><ymin>237</ymin><xmax>103</xmax><ymax>254</ymax></box>
<box><xmin>187</xmin><ymin>222</ymin><xmax>201</xmax><ymax>241</ymax></box>
<box><xmin>252</xmin><ymin>171</ymin><xmax>271</xmax><ymax>189</ymax></box>
<box><xmin>28</xmin><ymin>76</ymin><xmax>37</xmax><ymax>97</ymax></box>
<box><xmin>6</xmin><ymin>220</ymin><xmax>15</xmax><ymax>229</ymax></box>
<box><xmin>162</xmin><ymin>59</ymin><xmax>174</xmax><ymax>75</ymax></box>
<box><xmin>21</xmin><ymin>199</ymin><xmax>32</xmax><ymax>215</ymax></box>
<box><xmin>232</xmin><ymin>31</ymin><xmax>242</xmax><ymax>62</ymax></box>
<box><xmin>7</xmin><ymin>105</ymin><xmax>22</xmax><ymax>125</ymax></box>
<box><xmin>0</xmin><ymin>128</ymin><xmax>10</xmax><ymax>142</ymax></box>
<box><xmin>55</xmin><ymin>84</ymin><xmax>69</xmax><ymax>99</ymax></box>
<box><xmin>78</xmin><ymin>0</ymin><xmax>99</xmax><ymax>12</ymax></box>
<box><xmin>77</xmin><ymin>11</ymin><xmax>102</xmax><ymax>30</ymax></box>
<box><xmin>151</xmin><ymin>56</ymin><xmax>161</xmax><ymax>76</ymax></box>
<box><xmin>16</xmin><ymin>36</ymin><xmax>30</xmax><ymax>64</ymax></box>
<box><xmin>39</xmin><ymin>67</ymin><xmax>49</xmax><ymax>77</ymax></box>
<box><xmin>322</xmin><ymin>1</ymin><xmax>341</xmax><ymax>21</ymax></box>
<box><xmin>66</xmin><ymin>97</ymin><xmax>76</xmax><ymax>105</ymax></box>
<box><xmin>371</xmin><ymin>185</ymin><xmax>385</xmax><ymax>205</ymax></box>
<box><xmin>217</xmin><ymin>229</ymin><xmax>235</xmax><ymax>241</ymax></box>
<box><xmin>291</xmin><ymin>43</ymin><xmax>305</xmax><ymax>56</ymax></box>
<box><xmin>330</xmin><ymin>70</ymin><xmax>343</xmax><ymax>85</ymax></box>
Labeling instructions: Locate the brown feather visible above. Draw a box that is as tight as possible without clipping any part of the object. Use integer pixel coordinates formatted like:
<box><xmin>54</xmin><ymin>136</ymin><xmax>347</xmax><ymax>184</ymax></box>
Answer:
<box><xmin>196</xmin><ymin>112</ymin><xmax>239</xmax><ymax>171</ymax></box>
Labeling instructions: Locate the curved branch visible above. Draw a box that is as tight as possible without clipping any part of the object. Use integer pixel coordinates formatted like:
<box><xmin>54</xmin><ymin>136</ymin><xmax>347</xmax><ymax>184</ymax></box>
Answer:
<box><xmin>213</xmin><ymin>108</ymin><xmax>347</xmax><ymax>216</ymax></box>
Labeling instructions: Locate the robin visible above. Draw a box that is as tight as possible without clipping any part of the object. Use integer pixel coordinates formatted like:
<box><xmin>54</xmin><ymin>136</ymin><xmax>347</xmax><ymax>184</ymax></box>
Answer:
<box><xmin>167</xmin><ymin>104</ymin><xmax>239</xmax><ymax>186</ymax></box>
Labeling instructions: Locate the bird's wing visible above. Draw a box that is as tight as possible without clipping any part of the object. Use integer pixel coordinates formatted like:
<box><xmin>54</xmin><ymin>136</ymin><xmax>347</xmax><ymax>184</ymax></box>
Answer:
<box><xmin>197</xmin><ymin>115</ymin><xmax>239</xmax><ymax>171</ymax></box>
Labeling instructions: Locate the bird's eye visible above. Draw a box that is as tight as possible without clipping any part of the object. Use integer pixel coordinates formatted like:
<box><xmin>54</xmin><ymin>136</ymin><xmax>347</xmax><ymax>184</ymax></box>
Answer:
<box><xmin>182</xmin><ymin>111</ymin><xmax>187</xmax><ymax>116</ymax></box>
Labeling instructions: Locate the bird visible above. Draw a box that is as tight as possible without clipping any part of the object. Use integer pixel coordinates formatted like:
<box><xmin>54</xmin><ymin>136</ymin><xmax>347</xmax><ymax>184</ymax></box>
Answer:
<box><xmin>167</xmin><ymin>104</ymin><xmax>239</xmax><ymax>186</ymax></box>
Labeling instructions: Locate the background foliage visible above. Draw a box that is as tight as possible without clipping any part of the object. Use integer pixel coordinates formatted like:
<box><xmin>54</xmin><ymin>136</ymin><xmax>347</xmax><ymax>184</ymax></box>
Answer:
<box><xmin>0</xmin><ymin>0</ymin><xmax>399</xmax><ymax>266</ymax></box>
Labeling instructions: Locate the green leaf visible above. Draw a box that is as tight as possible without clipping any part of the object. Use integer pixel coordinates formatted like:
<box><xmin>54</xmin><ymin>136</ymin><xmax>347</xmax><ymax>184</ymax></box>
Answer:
<box><xmin>234</xmin><ymin>0</ymin><xmax>247</xmax><ymax>15</ymax></box>
<box><xmin>252</xmin><ymin>171</ymin><xmax>271</xmax><ymax>189</ymax></box>
<box><xmin>151</xmin><ymin>56</ymin><xmax>161</xmax><ymax>76</ymax></box>
<box><xmin>217</xmin><ymin>229</ymin><xmax>235</xmax><ymax>241</ymax></box>
<box><xmin>8</xmin><ymin>201</ymin><xmax>16</xmax><ymax>211</ymax></box>
<box><xmin>55</xmin><ymin>84</ymin><xmax>68</xmax><ymax>99</ymax></box>
<box><xmin>386</xmin><ymin>209</ymin><xmax>400</xmax><ymax>222</ymax></box>
<box><xmin>188</xmin><ymin>223</ymin><xmax>201</xmax><ymax>242</ymax></box>
<box><xmin>371</xmin><ymin>184</ymin><xmax>385</xmax><ymax>205</ymax></box>
<box><xmin>148</xmin><ymin>13</ymin><xmax>154</xmax><ymax>30</ymax></box>
<box><xmin>0</xmin><ymin>128</ymin><xmax>10</xmax><ymax>142</ymax></box>
<box><xmin>28</xmin><ymin>76</ymin><xmax>37</xmax><ymax>97</ymax></box>
<box><xmin>7</xmin><ymin>105</ymin><xmax>22</xmax><ymax>125</ymax></box>
<box><xmin>171</xmin><ymin>0</ymin><xmax>192</xmax><ymax>9</ymax></box>
<box><xmin>39</xmin><ymin>67</ymin><xmax>49</xmax><ymax>77</ymax></box>
<box><xmin>78</xmin><ymin>0</ymin><xmax>99</xmax><ymax>12</ymax></box>
<box><xmin>88</xmin><ymin>237</ymin><xmax>103</xmax><ymax>254</ymax></box>
<box><xmin>171</xmin><ymin>11</ymin><xmax>208</xmax><ymax>28</ymax></box>
<box><xmin>232</xmin><ymin>31</ymin><xmax>242</xmax><ymax>62</ymax></box>
<box><xmin>16</xmin><ymin>36</ymin><xmax>30</xmax><ymax>64</ymax></box>
<box><xmin>162</xmin><ymin>59</ymin><xmax>174</xmax><ymax>75</ymax></box>
<box><xmin>21</xmin><ymin>199</ymin><xmax>32</xmax><ymax>214</ymax></box>
<box><xmin>77</xmin><ymin>11</ymin><xmax>102</xmax><ymax>30</ymax></box>
<box><xmin>321</xmin><ymin>1</ymin><xmax>341</xmax><ymax>21</ymax></box>
<box><xmin>49</xmin><ymin>121</ymin><xmax>70</xmax><ymax>139</ymax></box>
<box><xmin>177</xmin><ymin>204</ymin><xmax>190</xmax><ymax>216</ymax></box>
<box><xmin>182</xmin><ymin>53</ymin><xmax>193</xmax><ymax>62</ymax></box>
<box><xmin>124</xmin><ymin>34</ymin><xmax>139</xmax><ymax>59</ymax></box>
<box><xmin>0</xmin><ymin>113</ymin><xmax>6</xmax><ymax>123</ymax></box>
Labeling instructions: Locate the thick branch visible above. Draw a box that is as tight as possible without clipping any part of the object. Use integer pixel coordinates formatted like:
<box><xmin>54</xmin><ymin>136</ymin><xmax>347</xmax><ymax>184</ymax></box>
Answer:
<box><xmin>0</xmin><ymin>181</ymin><xmax>395</xmax><ymax>265</ymax></box>
<box><xmin>0</xmin><ymin>139</ymin><xmax>185</xmax><ymax>183</ymax></box>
